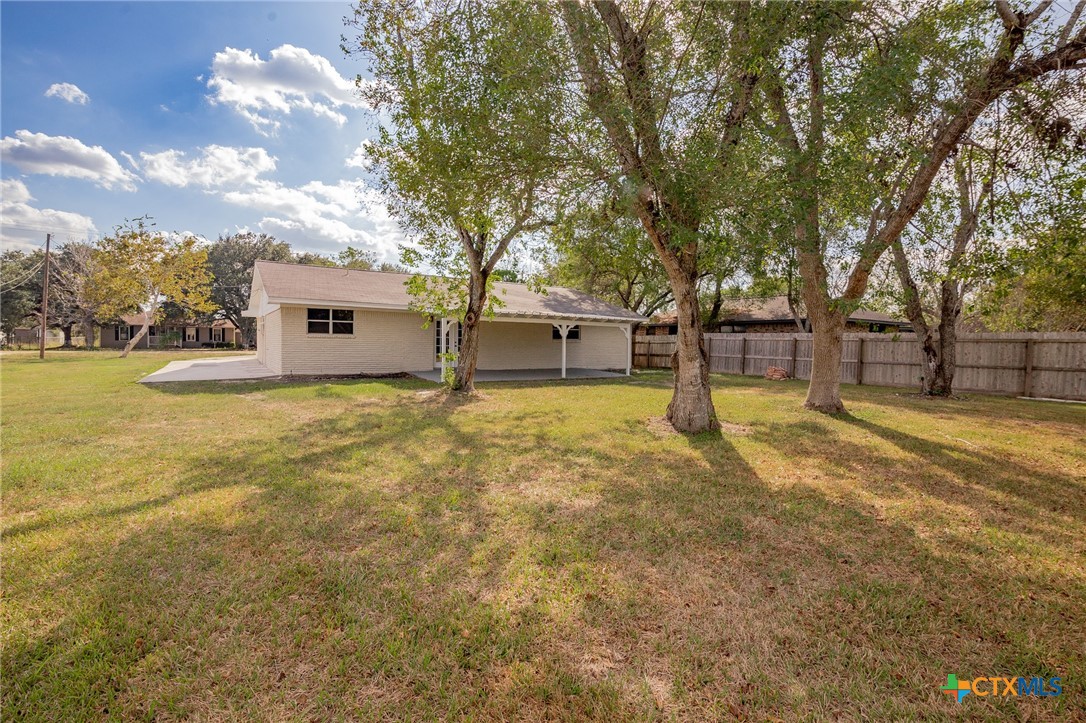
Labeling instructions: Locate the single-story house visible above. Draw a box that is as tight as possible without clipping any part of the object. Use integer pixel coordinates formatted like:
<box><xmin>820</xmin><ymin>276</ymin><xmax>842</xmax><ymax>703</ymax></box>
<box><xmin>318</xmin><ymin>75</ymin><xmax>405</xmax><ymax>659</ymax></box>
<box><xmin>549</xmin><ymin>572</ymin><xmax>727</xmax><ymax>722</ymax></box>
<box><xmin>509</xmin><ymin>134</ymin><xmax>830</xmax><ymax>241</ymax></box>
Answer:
<box><xmin>100</xmin><ymin>313</ymin><xmax>241</xmax><ymax>349</ymax></box>
<box><xmin>243</xmin><ymin>260</ymin><xmax>646</xmax><ymax>377</ymax></box>
<box><xmin>637</xmin><ymin>296</ymin><xmax>912</xmax><ymax>335</ymax></box>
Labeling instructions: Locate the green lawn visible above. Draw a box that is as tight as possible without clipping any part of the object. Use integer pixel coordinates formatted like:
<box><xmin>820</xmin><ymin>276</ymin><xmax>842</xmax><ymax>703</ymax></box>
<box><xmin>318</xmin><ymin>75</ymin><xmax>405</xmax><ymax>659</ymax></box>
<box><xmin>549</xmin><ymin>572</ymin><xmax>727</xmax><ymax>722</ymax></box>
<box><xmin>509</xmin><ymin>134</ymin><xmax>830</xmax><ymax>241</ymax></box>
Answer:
<box><xmin>3</xmin><ymin>351</ymin><xmax>1084</xmax><ymax>721</ymax></box>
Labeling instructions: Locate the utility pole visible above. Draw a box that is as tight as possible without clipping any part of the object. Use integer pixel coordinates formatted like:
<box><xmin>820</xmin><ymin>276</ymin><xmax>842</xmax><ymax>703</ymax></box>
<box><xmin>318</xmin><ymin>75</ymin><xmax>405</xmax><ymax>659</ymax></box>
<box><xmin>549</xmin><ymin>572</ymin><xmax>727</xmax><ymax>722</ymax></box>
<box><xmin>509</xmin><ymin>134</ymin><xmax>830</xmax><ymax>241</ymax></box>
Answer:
<box><xmin>38</xmin><ymin>233</ymin><xmax>51</xmax><ymax>360</ymax></box>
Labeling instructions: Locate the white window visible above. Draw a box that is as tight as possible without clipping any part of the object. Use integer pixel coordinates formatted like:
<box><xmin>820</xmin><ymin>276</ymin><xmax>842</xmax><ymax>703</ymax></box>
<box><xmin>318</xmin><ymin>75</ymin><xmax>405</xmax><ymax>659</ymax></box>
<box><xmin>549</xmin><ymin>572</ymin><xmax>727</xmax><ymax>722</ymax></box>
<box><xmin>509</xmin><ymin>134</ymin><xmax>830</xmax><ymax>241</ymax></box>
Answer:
<box><xmin>118</xmin><ymin>325</ymin><xmax>130</xmax><ymax>341</ymax></box>
<box><xmin>211</xmin><ymin>328</ymin><xmax>225</xmax><ymax>342</ymax></box>
<box><xmin>185</xmin><ymin>327</ymin><xmax>197</xmax><ymax>342</ymax></box>
<box><xmin>307</xmin><ymin>308</ymin><xmax>354</xmax><ymax>335</ymax></box>
<box><xmin>552</xmin><ymin>325</ymin><xmax>580</xmax><ymax>341</ymax></box>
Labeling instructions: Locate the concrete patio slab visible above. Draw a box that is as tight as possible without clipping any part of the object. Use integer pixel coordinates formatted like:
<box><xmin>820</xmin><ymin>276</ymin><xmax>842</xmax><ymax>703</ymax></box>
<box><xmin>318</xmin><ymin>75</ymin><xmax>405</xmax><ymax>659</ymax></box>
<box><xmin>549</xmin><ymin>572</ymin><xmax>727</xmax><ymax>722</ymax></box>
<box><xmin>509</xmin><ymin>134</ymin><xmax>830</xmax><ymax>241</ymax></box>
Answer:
<box><xmin>140</xmin><ymin>355</ymin><xmax>278</xmax><ymax>383</ymax></box>
<box><xmin>409</xmin><ymin>367</ymin><xmax>625</xmax><ymax>383</ymax></box>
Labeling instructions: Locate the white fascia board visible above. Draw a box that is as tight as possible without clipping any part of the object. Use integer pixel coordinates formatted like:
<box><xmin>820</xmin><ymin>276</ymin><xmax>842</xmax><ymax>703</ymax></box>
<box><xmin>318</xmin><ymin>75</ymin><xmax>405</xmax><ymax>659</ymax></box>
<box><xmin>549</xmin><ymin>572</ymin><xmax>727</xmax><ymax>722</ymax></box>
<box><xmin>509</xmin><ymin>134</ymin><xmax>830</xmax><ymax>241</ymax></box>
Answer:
<box><xmin>269</xmin><ymin>298</ymin><xmax>411</xmax><ymax>311</ymax></box>
<box><xmin>243</xmin><ymin>270</ymin><xmax>266</xmax><ymax>317</ymax></box>
<box><xmin>487</xmin><ymin>315</ymin><xmax>644</xmax><ymax>326</ymax></box>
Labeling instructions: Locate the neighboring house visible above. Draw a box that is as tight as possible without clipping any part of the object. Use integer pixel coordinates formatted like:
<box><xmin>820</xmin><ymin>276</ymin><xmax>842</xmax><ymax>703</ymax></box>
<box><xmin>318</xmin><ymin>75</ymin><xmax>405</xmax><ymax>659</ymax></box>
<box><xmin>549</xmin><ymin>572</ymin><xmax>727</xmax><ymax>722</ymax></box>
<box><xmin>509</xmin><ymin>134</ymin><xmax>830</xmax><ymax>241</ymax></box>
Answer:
<box><xmin>637</xmin><ymin>296</ymin><xmax>912</xmax><ymax>335</ymax></box>
<box><xmin>243</xmin><ymin>260</ymin><xmax>646</xmax><ymax>377</ymax></box>
<box><xmin>100</xmin><ymin>313</ymin><xmax>241</xmax><ymax>349</ymax></box>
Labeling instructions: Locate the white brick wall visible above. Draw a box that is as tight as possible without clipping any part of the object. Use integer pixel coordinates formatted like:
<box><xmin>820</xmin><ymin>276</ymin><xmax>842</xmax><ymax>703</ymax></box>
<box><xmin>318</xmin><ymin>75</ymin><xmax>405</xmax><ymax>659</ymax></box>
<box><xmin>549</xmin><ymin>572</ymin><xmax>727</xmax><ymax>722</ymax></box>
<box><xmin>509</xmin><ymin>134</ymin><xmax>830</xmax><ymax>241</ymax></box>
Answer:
<box><xmin>567</xmin><ymin>324</ymin><xmax>629</xmax><ymax>371</ymax></box>
<box><xmin>257</xmin><ymin>306</ymin><xmax>629</xmax><ymax>376</ymax></box>
<box><xmin>477</xmin><ymin>321</ymin><xmax>627</xmax><ymax>370</ymax></box>
<box><xmin>276</xmin><ymin>305</ymin><xmax>433</xmax><ymax>376</ymax></box>
<box><xmin>262</xmin><ymin>309</ymin><xmax>283</xmax><ymax>374</ymax></box>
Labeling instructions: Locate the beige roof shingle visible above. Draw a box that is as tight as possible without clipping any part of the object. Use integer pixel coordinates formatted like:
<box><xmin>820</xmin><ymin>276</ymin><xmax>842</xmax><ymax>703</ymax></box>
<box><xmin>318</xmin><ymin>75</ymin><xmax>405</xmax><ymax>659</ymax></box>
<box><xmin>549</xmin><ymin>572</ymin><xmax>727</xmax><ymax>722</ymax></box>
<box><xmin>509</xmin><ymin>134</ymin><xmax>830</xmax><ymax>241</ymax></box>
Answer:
<box><xmin>253</xmin><ymin>261</ymin><xmax>646</xmax><ymax>323</ymax></box>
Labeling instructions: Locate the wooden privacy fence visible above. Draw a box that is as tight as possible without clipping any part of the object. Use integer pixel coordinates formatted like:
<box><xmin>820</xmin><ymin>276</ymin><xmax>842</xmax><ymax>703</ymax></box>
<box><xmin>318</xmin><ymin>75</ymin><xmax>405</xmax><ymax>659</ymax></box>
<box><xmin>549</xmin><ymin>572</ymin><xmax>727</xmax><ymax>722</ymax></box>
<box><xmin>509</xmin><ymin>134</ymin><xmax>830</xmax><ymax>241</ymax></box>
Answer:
<box><xmin>633</xmin><ymin>332</ymin><xmax>1086</xmax><ymax>401</ymax></box>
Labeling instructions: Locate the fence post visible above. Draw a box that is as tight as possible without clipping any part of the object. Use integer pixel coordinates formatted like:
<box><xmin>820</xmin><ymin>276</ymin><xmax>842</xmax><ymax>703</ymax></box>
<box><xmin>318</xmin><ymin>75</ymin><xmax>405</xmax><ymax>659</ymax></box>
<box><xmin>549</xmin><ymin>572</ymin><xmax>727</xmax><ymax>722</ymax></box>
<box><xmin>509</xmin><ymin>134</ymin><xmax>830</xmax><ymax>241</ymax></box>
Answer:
<box><xmin>856</xmin><ymin>337</ymin><xmax>865</xmax><ymax>386</ymax></box>
<box><xmin>739</xmin><ymin>335</ymin><xmax>747</xmax><ymax>376</ymax></box>
<box><xmin>791</xmin><ymin>336</ymin><xmax>798</xmax><ymax>377</ymax></box>
<box><xmin>1023</xmin><ymin>339</ymin><xmax>1034</xmax><ymax>398</ymax></box>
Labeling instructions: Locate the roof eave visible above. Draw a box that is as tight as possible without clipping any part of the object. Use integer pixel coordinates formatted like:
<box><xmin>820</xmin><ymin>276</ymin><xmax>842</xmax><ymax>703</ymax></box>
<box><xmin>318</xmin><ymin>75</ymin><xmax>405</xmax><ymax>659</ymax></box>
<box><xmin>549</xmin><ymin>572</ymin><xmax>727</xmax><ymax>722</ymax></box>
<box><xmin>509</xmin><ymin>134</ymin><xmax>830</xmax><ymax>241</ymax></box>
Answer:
<box><xmin>265</xmin><ymin>297</ymin><xmax>644</xmax><ymax>324</ymax></box>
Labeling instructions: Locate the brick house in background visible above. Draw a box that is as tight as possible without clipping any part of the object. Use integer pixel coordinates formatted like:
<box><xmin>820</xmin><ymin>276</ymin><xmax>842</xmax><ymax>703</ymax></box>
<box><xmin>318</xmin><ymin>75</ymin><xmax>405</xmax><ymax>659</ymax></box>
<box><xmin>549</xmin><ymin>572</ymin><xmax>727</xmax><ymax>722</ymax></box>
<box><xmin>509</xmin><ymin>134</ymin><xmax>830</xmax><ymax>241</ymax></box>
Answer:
<box><xmin>99</xmin><ymin>312</ymin><xmax>241</xmax><ymax>349</ymax></box>
<box><xmin>636</xmin><ymin>295</ymin><xmax>912</xmax><ymax>335</ymax></box>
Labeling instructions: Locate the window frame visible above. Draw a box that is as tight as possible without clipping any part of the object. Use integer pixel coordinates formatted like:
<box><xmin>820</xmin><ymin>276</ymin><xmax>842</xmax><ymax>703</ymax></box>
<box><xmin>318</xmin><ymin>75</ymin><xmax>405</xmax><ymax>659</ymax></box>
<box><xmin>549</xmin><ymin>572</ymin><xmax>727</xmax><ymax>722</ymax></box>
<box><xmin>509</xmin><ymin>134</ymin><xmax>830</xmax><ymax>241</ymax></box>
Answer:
<box><xmin>307</xmin><ymin>308</ymin><xmax>355</xmax><ymax>336</ymax></box>
<box><xmin>184</xmin><ymin>326</ymin><xmax>197</xmax><ymax>342</ymax></box>
<box><xmin>118</xmin><ymin>325</ymin><xmax>130</xmax><ymax>341</ymax></box>
<box><xmin>552</xmin><ymin>324</ymin><xmax>581</xmax><ymax>342</ymax></box>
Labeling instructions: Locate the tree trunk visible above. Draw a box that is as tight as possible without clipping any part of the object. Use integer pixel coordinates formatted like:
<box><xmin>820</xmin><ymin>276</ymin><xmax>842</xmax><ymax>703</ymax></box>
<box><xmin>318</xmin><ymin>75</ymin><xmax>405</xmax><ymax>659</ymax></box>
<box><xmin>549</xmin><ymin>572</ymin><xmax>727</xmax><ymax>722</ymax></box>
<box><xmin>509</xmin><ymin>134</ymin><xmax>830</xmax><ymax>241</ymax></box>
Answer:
<box><xmin>452</xmin><ymin>270</ymin><xmax>487</xmax><ymax>393</ymax></box>
<box><xmin>920</xmin><ymin>281</ymin><xmax>961</xmax><ymax>396</ymax></box>
<box><xmin>120</xmin><ymin>324</ymin><xmax>150</xmax><ymax>358</ymax></box>
<box><xmin>61</xmin><ymin>324</ymin><xmax>74</xmax><ymax>348</ymax></box>
<box><xmin>704</xmin><ymin>277</ymin><xmax>724</xmax><ymax>331</ymax></box>
<box><xmin>237</xmin><ymin>317</ymin><xmax>256</xmax><ymax>349</ymax></box>
<box><xmin>803</xmin><ymin>291</ymin><xmax>847</xmax><ymax>413</ymax></box>
<box><xmin>82</xmin><ymin>318</ymin><xmax>96</xmax><ymax>349</ymax></box>
<box><xmin>665</xmin><ymin>272</ymin><xmax>719</xmax><ymax>432</ymax></box>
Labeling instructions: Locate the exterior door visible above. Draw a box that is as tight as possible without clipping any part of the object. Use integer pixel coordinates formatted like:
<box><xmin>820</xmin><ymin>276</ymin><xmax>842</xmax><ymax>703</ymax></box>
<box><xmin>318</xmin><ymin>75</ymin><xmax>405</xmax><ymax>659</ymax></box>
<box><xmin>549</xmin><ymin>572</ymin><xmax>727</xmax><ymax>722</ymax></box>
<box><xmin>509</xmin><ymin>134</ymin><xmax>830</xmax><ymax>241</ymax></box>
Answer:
<box><xmin>434</xmin><ymin>320</ymin><xmax>462</xmax><ymax>368</ymax></box>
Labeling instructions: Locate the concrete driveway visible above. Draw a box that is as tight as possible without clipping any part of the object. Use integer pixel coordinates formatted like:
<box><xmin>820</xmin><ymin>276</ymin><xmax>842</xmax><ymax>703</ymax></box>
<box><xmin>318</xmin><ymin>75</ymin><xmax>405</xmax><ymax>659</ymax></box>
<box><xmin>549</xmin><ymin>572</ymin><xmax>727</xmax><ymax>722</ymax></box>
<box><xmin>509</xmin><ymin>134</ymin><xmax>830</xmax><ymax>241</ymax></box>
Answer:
<box><xmin>139</xmin><ymin>355</ymin><xmax>277</xmax><ymax>383</ymax></box>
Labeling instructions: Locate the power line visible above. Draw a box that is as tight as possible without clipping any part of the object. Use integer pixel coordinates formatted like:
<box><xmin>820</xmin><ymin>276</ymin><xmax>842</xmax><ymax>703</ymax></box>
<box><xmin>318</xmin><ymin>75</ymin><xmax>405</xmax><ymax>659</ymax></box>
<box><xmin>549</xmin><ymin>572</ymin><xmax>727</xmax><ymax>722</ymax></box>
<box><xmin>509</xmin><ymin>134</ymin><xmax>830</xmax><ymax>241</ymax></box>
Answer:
<box><xmin>1</xmin><ymin>222</ymin><xmax>97</xmax><ymax>239</ymax></box>
<box><xmin>0</xmin><ymin>257</ymin><xmax>47</xmax><ymax>291</ymax></box>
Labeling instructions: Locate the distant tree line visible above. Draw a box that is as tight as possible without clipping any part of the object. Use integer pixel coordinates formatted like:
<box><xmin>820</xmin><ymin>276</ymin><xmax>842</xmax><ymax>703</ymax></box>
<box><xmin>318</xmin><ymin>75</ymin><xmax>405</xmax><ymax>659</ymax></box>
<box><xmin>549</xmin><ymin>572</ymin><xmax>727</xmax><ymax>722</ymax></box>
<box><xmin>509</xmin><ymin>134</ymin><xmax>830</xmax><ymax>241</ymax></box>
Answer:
<box><xmin>0</xmin><ymin>223</ymin><xmax>402</xmax><ymax>354</ymax></box>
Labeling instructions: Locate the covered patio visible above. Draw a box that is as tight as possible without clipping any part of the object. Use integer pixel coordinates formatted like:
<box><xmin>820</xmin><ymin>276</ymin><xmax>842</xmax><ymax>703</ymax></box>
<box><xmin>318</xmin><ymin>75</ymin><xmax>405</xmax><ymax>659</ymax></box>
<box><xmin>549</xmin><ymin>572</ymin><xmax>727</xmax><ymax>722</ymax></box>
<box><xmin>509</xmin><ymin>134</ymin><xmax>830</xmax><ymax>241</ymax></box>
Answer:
<box><xmin>430</xmin><ymin>316</ymin><xmax>635</xmax><ymax>382</ymax></box>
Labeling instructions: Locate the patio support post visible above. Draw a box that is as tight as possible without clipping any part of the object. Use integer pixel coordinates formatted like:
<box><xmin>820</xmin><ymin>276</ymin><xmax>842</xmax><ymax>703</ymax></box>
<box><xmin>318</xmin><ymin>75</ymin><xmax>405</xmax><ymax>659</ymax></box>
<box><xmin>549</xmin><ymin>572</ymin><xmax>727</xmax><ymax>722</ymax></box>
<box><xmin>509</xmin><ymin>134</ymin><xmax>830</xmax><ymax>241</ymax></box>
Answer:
<box><xmin>554</xmin><ymin>323</ymin><xmax>573</xmax><ymax>379</ymax></box>
<box><xmin>622</xmin><ymin>324</ymin><xmax>632</xmax><ymax>375</ymax></box>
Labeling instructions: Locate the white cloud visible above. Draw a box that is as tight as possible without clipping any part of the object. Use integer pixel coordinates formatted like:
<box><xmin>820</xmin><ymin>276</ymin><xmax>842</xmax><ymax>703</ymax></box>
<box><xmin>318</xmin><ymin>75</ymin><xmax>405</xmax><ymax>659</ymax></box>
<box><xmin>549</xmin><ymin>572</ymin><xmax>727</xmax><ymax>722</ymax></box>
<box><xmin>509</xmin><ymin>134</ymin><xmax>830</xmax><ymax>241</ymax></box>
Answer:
<box><xmin>219</xmin><ymin>178</ymin><xmax>402</xmax><ymax>257</ymax></box>
<box><xmin>140</xmin><ymin>145</ymin><xmax>277</xmax><ymax>188</ymax></box>
<box><xmin>0</xmin><ymin>130</ymin><xmax>137</xmax><ymax>191</ymax></box>
<box><xmin>207</xmin><ymin>44</ymin><xmax>367</xmax><ymax>134</ymax></box>
<box><xmin>44</xmin><ymin>82</ymin><xmax>90</xmax><ymax>105</ymax></box>
<box><xmin>345</xmin><ymin>140</ymin><xmax>371</xmax><ymax>169</ymax></box>
<box><xmin>1</xmin><ymin>179</ymin><xmax>97</xmax><ymax>249</ymax></box>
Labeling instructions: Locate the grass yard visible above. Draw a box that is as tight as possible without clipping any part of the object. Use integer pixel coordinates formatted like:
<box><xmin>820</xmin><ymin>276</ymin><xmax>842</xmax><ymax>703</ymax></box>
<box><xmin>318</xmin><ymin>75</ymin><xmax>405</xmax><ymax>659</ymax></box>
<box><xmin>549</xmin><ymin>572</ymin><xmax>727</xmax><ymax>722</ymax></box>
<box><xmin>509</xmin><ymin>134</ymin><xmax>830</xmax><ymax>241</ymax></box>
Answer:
<box><xmin>2</xmin><ymin>351</ymin><xmax>1084</xmax><ymax>721</ymax></box>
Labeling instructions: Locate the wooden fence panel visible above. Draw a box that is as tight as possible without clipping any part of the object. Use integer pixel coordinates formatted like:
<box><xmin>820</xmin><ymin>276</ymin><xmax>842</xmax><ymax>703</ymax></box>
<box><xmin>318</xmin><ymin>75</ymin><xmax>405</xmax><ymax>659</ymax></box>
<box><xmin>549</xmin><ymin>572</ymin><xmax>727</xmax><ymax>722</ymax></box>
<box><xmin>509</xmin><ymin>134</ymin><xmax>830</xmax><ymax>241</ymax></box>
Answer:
<box><xmin>632</xmin><ymin>331</ymin><xmax>1086</xmax><ymax>401</ymax></box>
<box><xmin>1033</xmin><ymin>339</ymin><xmax>1086</xmax><ymax>400</ymax></box>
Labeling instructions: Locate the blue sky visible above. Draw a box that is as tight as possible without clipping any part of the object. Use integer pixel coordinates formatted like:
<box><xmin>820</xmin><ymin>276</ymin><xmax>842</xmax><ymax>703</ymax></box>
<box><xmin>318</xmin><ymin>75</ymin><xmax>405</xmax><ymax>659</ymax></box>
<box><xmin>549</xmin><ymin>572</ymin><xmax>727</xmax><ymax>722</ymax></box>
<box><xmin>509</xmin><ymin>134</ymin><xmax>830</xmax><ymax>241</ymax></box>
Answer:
<box><xmin>1</xmin><ymin>1</ymin><xmax>402</xmax><ymax>259</ymax></box>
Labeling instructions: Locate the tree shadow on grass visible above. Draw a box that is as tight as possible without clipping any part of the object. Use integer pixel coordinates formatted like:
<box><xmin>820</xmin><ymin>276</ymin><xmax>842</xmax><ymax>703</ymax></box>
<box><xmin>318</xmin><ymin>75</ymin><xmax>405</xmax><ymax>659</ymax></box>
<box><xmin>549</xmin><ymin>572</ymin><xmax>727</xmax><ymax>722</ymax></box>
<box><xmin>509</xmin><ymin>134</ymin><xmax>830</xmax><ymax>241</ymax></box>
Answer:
<box><xmin>746</xmin><ymin>414</ymin><xmax>1084</xmax><ymax>547</ymax></box>
<box><xmin>840</xmin><ymin>413</ymin><xmax>1084</xmax><ymax>523</ymax></box>
<box><xmin>3</xmin><ymin>390</ymin><xmax>651</xmax><ymax>719</ymax></box>
<box><xmin>6</xmin><ymin>384</ymin><xmax>1084</xmax><ymax>721</ymax></box>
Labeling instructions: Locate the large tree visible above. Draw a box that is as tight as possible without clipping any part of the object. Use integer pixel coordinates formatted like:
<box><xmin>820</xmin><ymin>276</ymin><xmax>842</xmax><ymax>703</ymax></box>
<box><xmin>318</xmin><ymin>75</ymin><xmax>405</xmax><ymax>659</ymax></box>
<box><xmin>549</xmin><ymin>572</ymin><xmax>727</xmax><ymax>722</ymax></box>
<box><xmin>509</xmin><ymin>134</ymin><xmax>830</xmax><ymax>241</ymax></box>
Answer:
<box><xmin>51</xmin><ymin>242</ymin><xmax>106</xmax><ymax>348</ymax></box>
<box><xmin>90</xmin><ymin>218</ymin><xmax>216</xmax><ymax>358</ymax></box>
<box><xmin>558</xmin><ymin>0</ymin><xmax>784</xmax><ymax>432</ymax></box>
<box><xmin>207</xmin><ymin>232</ymin><xmax>294</xmax><ymax>347</ymax></box>
<box><xmin>549</xmin><ymin>200</ymin><xmax>673</xmax><ymax>317</ymax></box>
<box><xmin>762</xmin><ymin>0</ymin><xmax>1086</xmax><ymax>412</ymax></box>
<box><xmin>970</xmin><ymin>164</ymin><xmax>1086</xmax><ymax>332</ymax></box>
<box><xmin>0</xmin><ymin>249</ymin><xmax>45</xmax><ymax>341</ymax></box>
<box><xmin>345</xmin><ymin>0</ymin><xmax>563</xmax><ymax>392</ymax></box>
